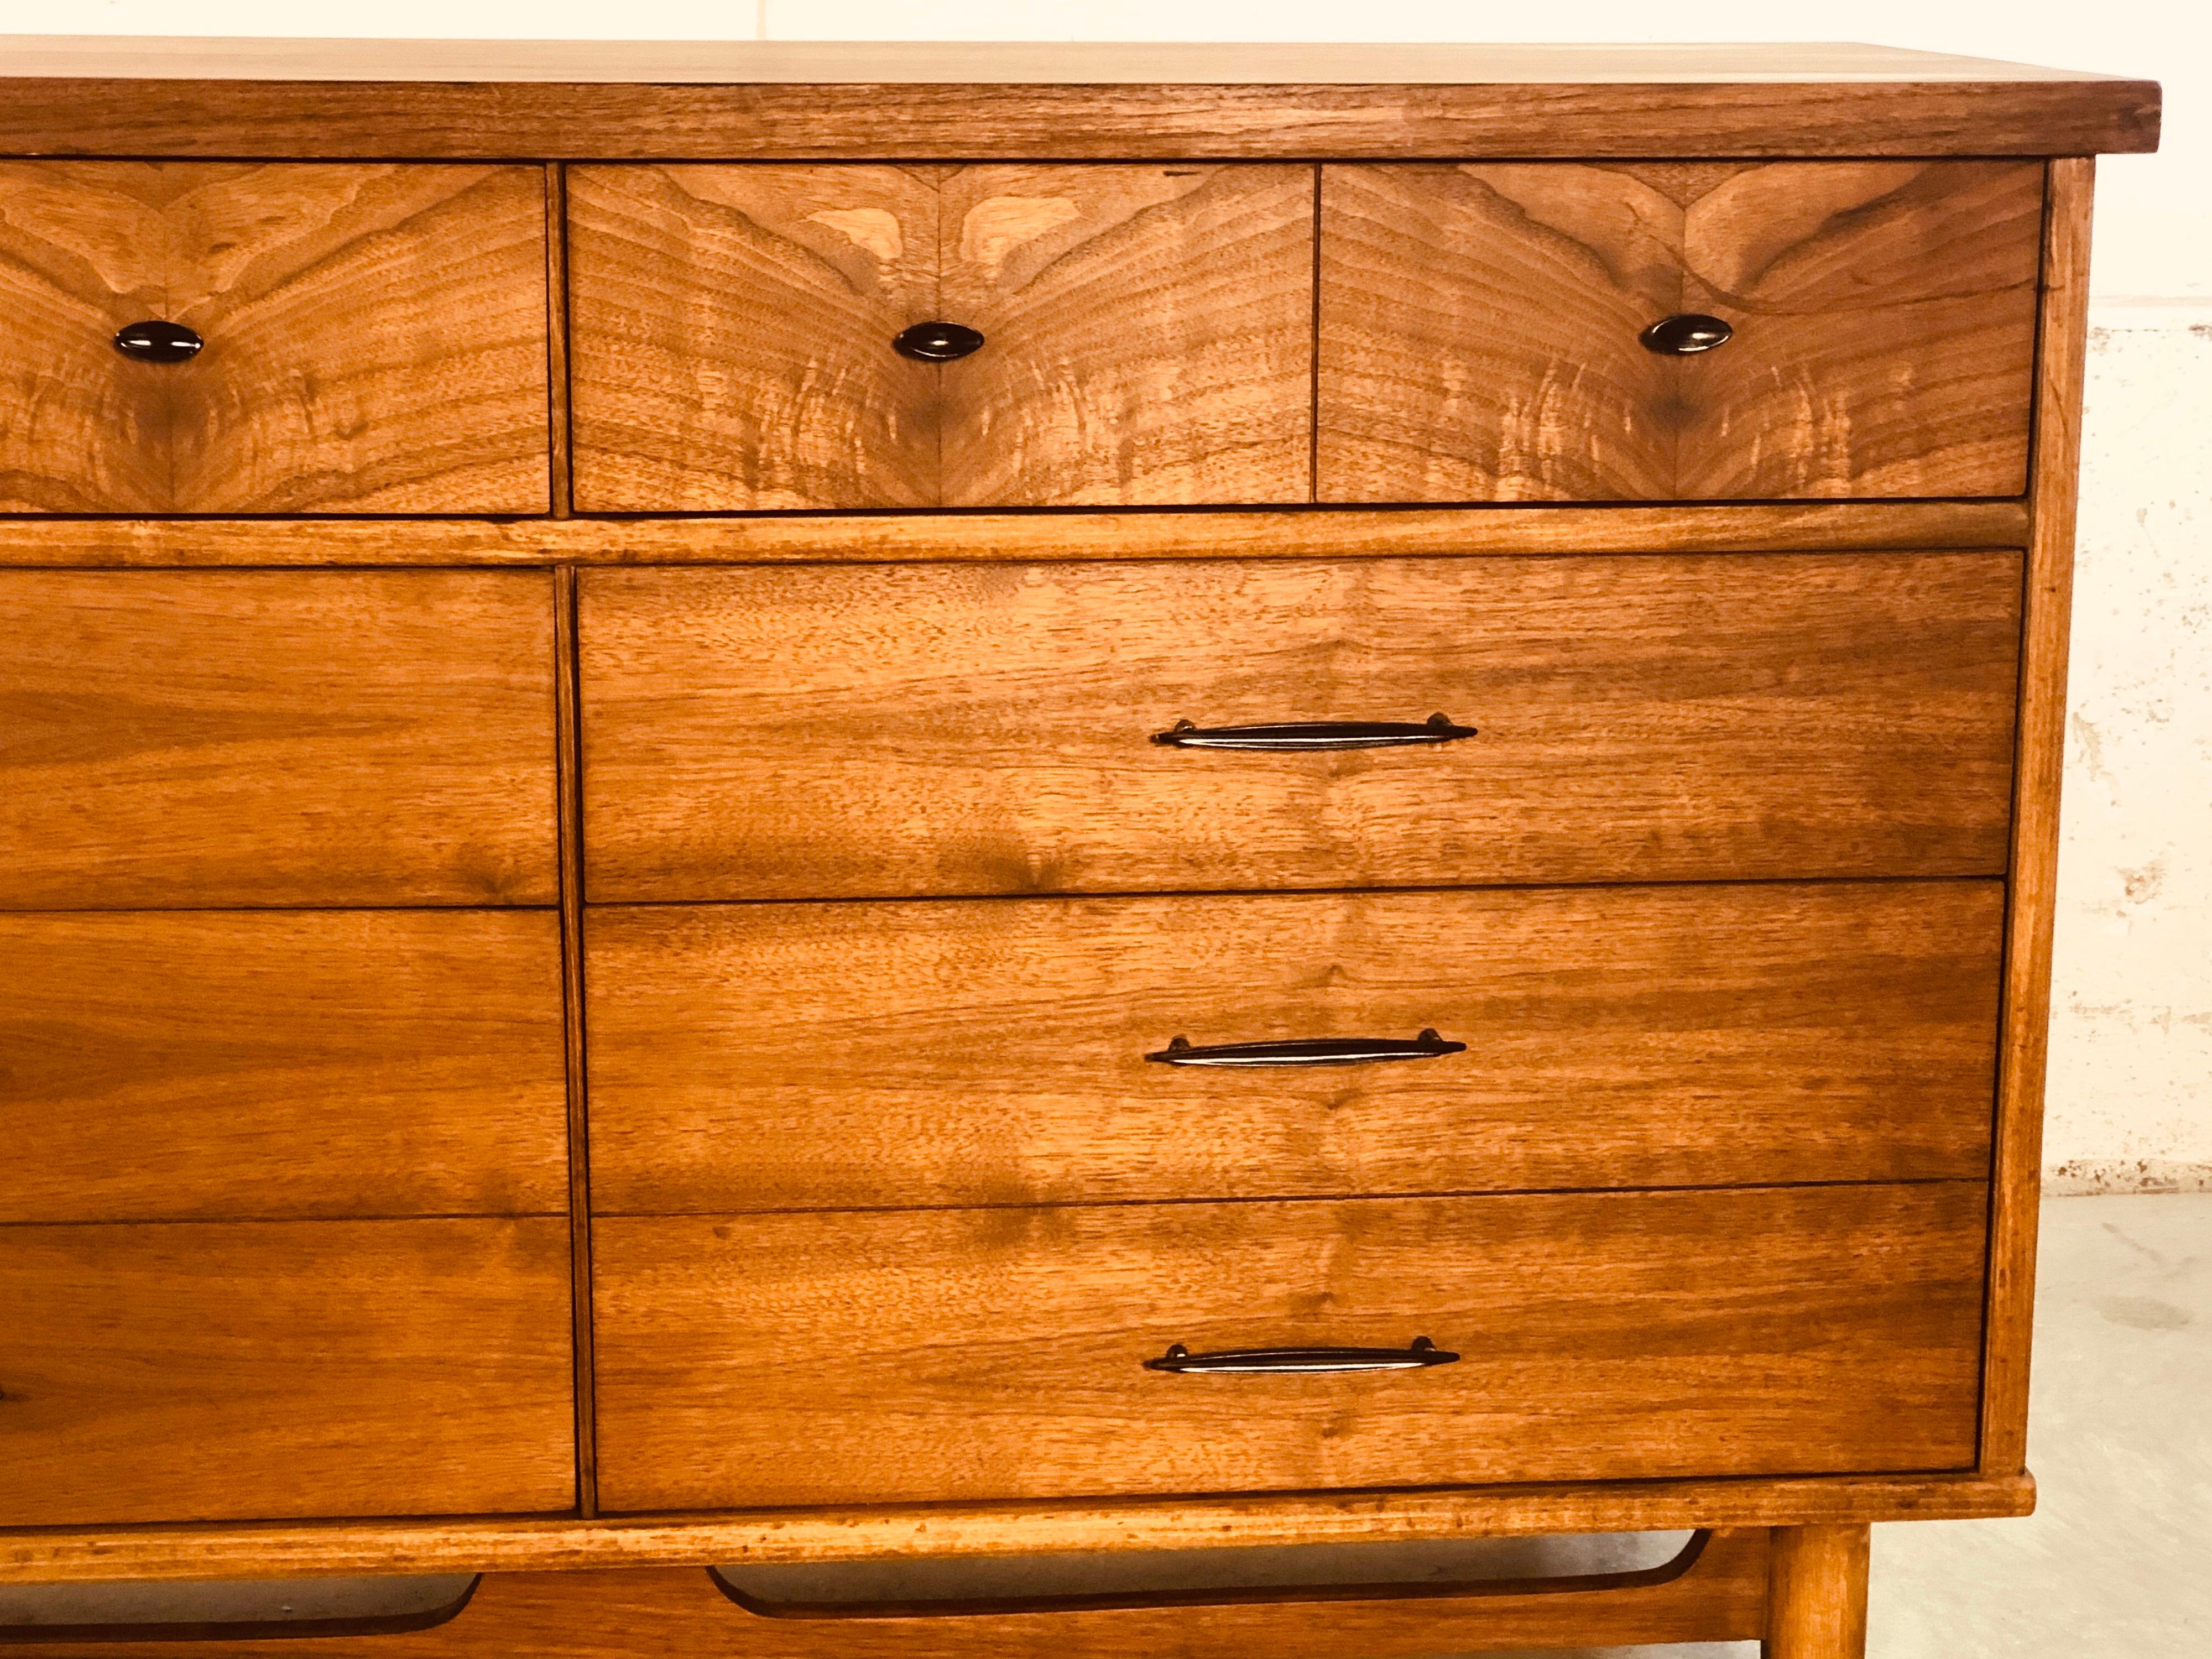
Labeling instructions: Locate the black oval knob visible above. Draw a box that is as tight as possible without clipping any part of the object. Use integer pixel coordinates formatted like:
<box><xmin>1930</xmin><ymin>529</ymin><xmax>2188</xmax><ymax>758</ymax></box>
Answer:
<box><xmin>1639</xmin><ymin>314</ymin><xmax>1733</xmax><ymax>356</ymax></box>
<box><xmin>893</xmin><ymin>321</ymin><xmax>985</xmax><ymax>362</ymax></box>
<box><xmin>113</xmin><ymin>320</ymin><xmax>204</xmax><ymax>363</ymax></box>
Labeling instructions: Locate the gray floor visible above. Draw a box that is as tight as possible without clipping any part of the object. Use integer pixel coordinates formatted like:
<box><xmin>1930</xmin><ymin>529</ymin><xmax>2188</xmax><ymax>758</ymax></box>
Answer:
<box><xmin>4</xmin><ymin>1196</ymin><xmax>2203</xmax><ymax>1653</ymax></box>
<box><xmin>1868</xmin><ymin>1193</ymin><xmax>2210</xmax><ymax>1658</ymax></box>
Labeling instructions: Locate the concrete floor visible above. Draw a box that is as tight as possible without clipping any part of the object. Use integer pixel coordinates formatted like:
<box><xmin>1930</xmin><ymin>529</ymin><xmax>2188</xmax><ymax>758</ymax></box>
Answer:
<box><xmin>4</xmin><ymin>1195</ymin><xmax>2203</xmax><ymax>1653</ymax></box>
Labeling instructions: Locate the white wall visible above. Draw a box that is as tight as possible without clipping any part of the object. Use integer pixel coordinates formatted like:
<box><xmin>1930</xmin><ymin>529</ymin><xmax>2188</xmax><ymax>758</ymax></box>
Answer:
<box><xmin>12</xmin><ymin>3</ymin><xmax>2211</xmax><ymax>1186</ymax></box>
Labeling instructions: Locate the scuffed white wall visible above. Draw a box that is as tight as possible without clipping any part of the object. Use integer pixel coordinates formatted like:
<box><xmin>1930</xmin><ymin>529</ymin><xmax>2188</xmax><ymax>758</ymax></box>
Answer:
<box><xmin>2047</xmin><ymin>306</ymin><xmax>2212</xmax><ymax>1192</ymax></box>
<box><xmin>7</xmin><ymin>3</ymin><xmax>2208</xmax><ymax>1185</ymax></box>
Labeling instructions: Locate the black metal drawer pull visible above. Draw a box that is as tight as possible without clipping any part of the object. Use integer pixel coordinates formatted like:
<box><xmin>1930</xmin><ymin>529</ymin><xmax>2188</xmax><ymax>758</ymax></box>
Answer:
<box><xmin>1639</xmin><ymin>313</ymin><xmax>1733</xmax><ymax>355</ymax></box>
<box><xmin>1147</xmin><ymin>1029</ymin><xmax>1465</xmax><ymax>1068</ymax></box>
<box><xmin>1147</xmin><ymin>1337</ymin><xmax>1458</xmax><ymax>1374</ymax></box>
<box><xmin>1152</xmin><ymin>712</ymin><xmax>1475</xmax><ymax>751</ymax></box>
<box><xmin>893</xmin><ymin>321</ymin><xmax>985</xmax><ymax>361</ymax></box>
<box><xmin>113</xmin><ymin>320</ymin><xmax>204</xmax><ymax>362</ymax></box>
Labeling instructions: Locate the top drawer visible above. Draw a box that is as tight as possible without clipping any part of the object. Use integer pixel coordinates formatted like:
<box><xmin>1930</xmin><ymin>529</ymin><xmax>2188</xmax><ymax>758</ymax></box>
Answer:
<box><xmin>1319</xmin><ymin>161</ymin><xmax>2042</xmax><ymax>502</ymax></box>
<box><xmin>567</xmin><ymin>163</ymin><xmax>1314</xmax><ymax>510</ymax></box>
<box><xmin>0</xmin><ymin>162</ymin><xmax>550</xmax><ymax>513</ymax></box>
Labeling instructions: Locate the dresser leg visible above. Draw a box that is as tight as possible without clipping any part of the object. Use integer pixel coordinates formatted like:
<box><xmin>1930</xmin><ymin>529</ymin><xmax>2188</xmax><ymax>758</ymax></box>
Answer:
<box><xmin>1764</xmin><ymin>1524</ymin><xmax>1870</xmax><ymax>1658</ymax></box>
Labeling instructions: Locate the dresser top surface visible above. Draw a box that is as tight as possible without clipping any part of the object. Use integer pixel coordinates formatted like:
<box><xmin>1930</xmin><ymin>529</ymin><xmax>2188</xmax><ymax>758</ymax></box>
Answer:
<box><xmin>0</xmin><ymin>37</ymin><xmax>2146</xmax><ymax>86</ymax></box>
<box><xmin>0</xmin><ymin>36</ymin><xmax>2157</xmax><ymax>159</ymax></box>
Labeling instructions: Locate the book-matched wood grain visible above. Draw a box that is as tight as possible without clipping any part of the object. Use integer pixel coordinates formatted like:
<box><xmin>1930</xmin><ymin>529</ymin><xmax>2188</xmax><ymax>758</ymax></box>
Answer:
<box><xmin>0</xmin><ymin>41</ymin><xmax>2161</xmax><ymax>160</ymax></box>
<box><xmin>0</xmin><ymin>1535</ymin><xmax>1769</xmax><ymax>1657</ymax></box>
<box><xmin>0</xmin><ymin>910</ymin><xmax>567</xmax><ymax>1225</ymax></box>
<box><xmin>1984</xmin><ymin>158</ymin><xmax>2097</xmax><ymax>1475</ymax></box>
<box><xmin>1319</xmin><ymin>161</ymin><xmax>2042</xmax><ymax>502</ymax></box>
<box><xmin>593</xmin><ymin>1183</ymin><xmax>1986</xmax><ymax>1511</ymax></box>
<box><xmin>0</xmin><ymin>162</ymin><xmax>550</xmax><ymax>513</ymax></box>
<box><xmin>586</xmin><ymin>881</ymin><xmax>2002</xmax><ymax>1214</ymax></box>
<box><xmin>0</xmin><ymin>571</ymin><xmax>559</xmax><ymax>910</ymax></box>
<box><xmin>931</xmin><ymin>164</ymin><xmax>1312</xmax><ymax>507</ymax></box>
<box><xmin>0</xmin><ymin>1219</ymin><xmax>575</xmax><ymax>1526</ymax></box>
<box><xmin>568</xmin><ymin>164</ymin><xmax>1312</xmax><ymax>509</ymax></box>
<box><xmin>579</xmin><ymin>552</ymin><xmax>2021</xmax><ymax>904</ymax></box>
<box><xmin>0</xmin><ymin>501</ymin><xmax>2033</xmax><ymax>569</ymax></box>
<box><xmin>569</xmin><ymin>165</ymin><xmax>938</xmax><ymax>511</ymax></box>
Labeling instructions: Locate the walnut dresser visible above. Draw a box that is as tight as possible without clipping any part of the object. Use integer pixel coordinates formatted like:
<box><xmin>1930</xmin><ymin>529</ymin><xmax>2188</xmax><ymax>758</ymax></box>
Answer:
<box><xmin>0</xmin><ymin>37</ymin><xmax>2161</xmax><ymax>1659</ymax></box>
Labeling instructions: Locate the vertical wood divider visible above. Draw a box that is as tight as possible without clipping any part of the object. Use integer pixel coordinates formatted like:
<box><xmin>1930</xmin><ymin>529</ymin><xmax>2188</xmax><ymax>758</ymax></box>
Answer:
<box><xmin>553</xmin><ymin>565</ymin><xmax>596</xmax><ymax>1515</ymax></box>
<box><xmin>545</xmin><ymin>161</ymin><xmax>574</xmax><ymax>519</ymax></box>
<box><xmin>1982</xmin><ymin>155</ymin><xmax>2095</xmax><ymax>1474</ymax></box>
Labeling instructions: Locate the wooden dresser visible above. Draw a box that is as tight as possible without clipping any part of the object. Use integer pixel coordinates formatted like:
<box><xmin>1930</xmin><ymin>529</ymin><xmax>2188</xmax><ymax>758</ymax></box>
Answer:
<box><xmin>0</xmin><ymin>37</ymin><xmax>2161</xmax><ymax>1659</ymax></box>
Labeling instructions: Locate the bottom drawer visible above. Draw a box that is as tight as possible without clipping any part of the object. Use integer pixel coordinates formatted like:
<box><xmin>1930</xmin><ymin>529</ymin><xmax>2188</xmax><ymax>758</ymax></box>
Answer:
<box><xmin>593</xmin><ymin>1184</ymin><xmax>1986</xmax><ymax>1511</ymax></box>
<box><xmin>0</xmin><ymin>1219</ymin><xmax>576</xmax><ymax>1526</ymax></box>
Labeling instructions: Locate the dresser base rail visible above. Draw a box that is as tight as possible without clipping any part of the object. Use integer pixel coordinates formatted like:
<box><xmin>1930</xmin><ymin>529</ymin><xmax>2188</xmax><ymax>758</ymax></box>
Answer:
<box><xmin>0</xmin><ymin>1532</ymin><xmax>1778</xmax><ymax>1657</ymax></box>
<box><xmin>0</xmin><ymin>1474</ymin><xmax>2030</xmax><ymax>1586</ymax></box>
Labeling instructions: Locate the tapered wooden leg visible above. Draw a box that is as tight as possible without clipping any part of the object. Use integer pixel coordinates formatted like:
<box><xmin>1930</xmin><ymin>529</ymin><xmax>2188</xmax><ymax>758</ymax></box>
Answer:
<box><xmin>1764</xmin><ymin>1524</ymin><xmax>1870</xmax><ymax>1658</ymax></box>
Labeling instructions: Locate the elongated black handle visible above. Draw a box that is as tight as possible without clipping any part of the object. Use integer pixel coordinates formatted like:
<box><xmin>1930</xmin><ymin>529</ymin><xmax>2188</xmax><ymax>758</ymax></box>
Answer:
<box><xmin>1147</xmin><ymin>1029</ymin><xmax>1465</xmax><ymax>1068</ymax></box>
<box><xmin>1147</xmin><ymin>1336</ymin><xmax>1458</xmax><ymax>1374</ymax></box>
<box><xmin>113</xmin><ymin>320</ymin><xmax>204</xmax><ymax>362</ymax></box>
<box><xmin>1639</xmin><ymin>313</ymin><xmax>1733</xmax><ymax>355</ymax></box>
<box><xmin>893</xmin><ymin>321</ymin><xmax>985</xmax><ymax>361</ymax></box>
<box><xmin>1152</xmin><ymin>712</ymin><xmax>1475</xmax><ymax>751</ymax></box>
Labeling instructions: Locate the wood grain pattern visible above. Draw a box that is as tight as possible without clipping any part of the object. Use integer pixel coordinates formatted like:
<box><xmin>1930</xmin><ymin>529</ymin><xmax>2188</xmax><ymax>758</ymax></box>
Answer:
<box><xmin>586</xmin><ymin>881</ymin><xmax>2002</xmax><ymax>1214</ymax></box>
<box><xmin>569</xmin><ymin>165</ymin><xmax>938</xmax><ymax>512</ymax></box>
<box><xmin>552</xmin><ymin>567</ymin><xmax>598</xmax><ymax>1519</ymax></box>
<box><xmin>545</xmin><ymin>163</ymin><xmax>573</xmax><ymax>519</ymax></box>
<box><xmin>0</xmin><ymin>502</ymin><xmax>2033</xmax><ymax>568</ymax></box>
<box><xmin>0</xmin><ymin>1219</ymin><xmax>575</xmax><ymax>1526</ymax></box>
<box><xmin>0</xmin><ymin>910</ymin><xmax>567</xmax><ymax>1224</ymax></box>
<box><xmin>1320</xmin><ymin>161</ymin><xmax>2042</xmax><ymax>503</ymax></box>
<box><xmin>593</xmin><ymin>1184</ymin><xmax>1986</xmax><ymax>1511</ymax></box>
<box><xmin>1766</xmin><ymin>1525</ymin><xmax>1871</xmax><ymax>1658</ymax></box>
<box><xmin>0</xmin><ymin>43</ymin><xmax>2159</xmax><ymax>161</ymax></box>
<box><xmin>0</xmin><ymin>571</ymin><xmax>559</xmax><ymax>910</ymax></box>
<box><xmin>932</xmin><ymin>165</ymin><xmax>1312</xmax><ymax>507</ymax></box>
<box><xmin>0</xmin><ymin>1473</ymin><xmax>2034</xmax><ymax>1584</ymax></box>
<box><xmin>1984</xmin><ymin>159</ymin><xmax>2095</xmax><ymax>1475</ymax></box>
<box><xmin>579</xmin><ymin>553</ymin><xmax>2021</xmax><ymax>903</ymax></box>
<box><xmin>570</xmin><ymin>164</ymin><xmax>1311</xmax><ymax>510</ymax></box>
<box><xmin>0</xmin><ymin>1535</ymin><xmax>1767</xmax><ymax>1656</ymax></box>
<box><xmin>0</xmin><ymin>162</ymin><xmax>549</xmax><ymax>513</ymax></box>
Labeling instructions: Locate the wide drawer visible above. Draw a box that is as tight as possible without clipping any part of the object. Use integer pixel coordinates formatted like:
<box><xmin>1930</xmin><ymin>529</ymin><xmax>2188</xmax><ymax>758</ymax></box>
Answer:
<box><xmin>587</xmin><ymin>881</ymin><xmax>2002</xmax><ymax>1213</ymax></box>
<box><xmin>0</xmin><ymin>1219</ymin><xmax>575</xmax><ymax>1526</ymax></box>
<box><xmin>592</xmin><ymin>1183</ymin><xmax>1986</xmax><ymax>1510</ymax></box>
<box><xmin>0</xmin><ymin>571</ymin><xmax>559</xmax><ymax>909</ymax></box>
<box><xmin>0</xmin><ymin>910</ymin><xmax>568</xmax><ymax>1224</ymax></box>
<box><xmin>579</xmin><ymin>552</ymin><xmax>2020</xmax><ymax>902</ymax></box>
<box><xmin>0</xmin><ymin>161</ymin><xmax>550</xmax><ymax>513</ymax></box>
<box><xmin>1319</xmin><ymin>161</ymin><xmax>2041</xmax><ymax>502</ymax></box>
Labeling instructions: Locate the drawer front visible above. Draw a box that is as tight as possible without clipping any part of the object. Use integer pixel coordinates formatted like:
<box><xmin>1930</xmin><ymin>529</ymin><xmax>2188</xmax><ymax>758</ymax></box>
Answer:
<box><xmin>1319</xmin><ymin>161</ymin><xmax>2041</xmax><ymax>502</ymax></box>
<box><xmin>0</xmin><ymin>162</ymin><xmax>550</xmax><ymax>513</ymax></box>
<box><xmin>568</xmin><ymin>163</ymin><xmax>1313</xmax><ymax>510</ymax></box>
<box><xmin>0</xmin><ymin>911</ymin><xmax>568</xmax><ymax>1224</ymax></box>
<box><xmin>593</xmin><ymin>1184</ymin><xmax>1986</xmax><ymax>1510</ymax></box>
<box><xmin>580</xmin><ymin>552</ymin><xmax>2020</xmax><ymax>902</ymax></box>
<box><xmin>0</xmin><ymin>1219</ymin><xmax>575</xmax><ymax>1525</ymax></box>
<box><xmin>0</xmin><ymin>571</ymin><xmax>559</xmax><ymax>909</ymax></box>
<box><xmin>587</xmin><ymin>881</ymin><xmax>2002</xmax><ymax>1214</ymax></box>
